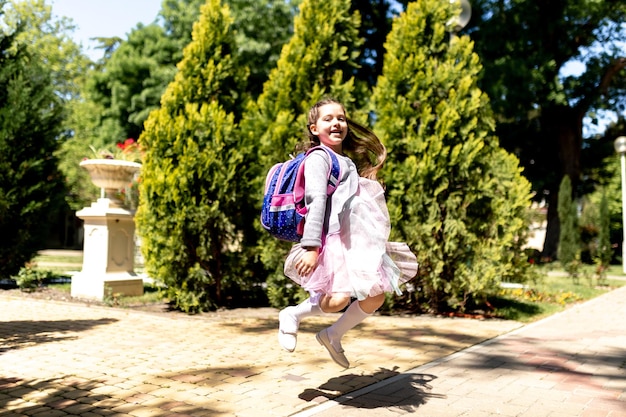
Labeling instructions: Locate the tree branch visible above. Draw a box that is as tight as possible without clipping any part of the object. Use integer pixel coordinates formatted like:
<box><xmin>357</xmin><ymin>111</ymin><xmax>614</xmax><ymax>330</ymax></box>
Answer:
<box><xmin>600</xmin><ymin>57</ymin><xmax>626</xmax><ymax>96</ymax></box>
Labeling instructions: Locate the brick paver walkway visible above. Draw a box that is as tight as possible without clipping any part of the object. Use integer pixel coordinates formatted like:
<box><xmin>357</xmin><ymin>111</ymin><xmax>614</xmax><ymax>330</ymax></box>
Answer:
<box><xmin>293</xmin><ymin>284</ymin><xmax>626</xmax><ymax>417</ymax></box>
<box><xmin>0</xmin><ymin>294</ymin><xmax>519</xmax><ymax>416</ymax></box>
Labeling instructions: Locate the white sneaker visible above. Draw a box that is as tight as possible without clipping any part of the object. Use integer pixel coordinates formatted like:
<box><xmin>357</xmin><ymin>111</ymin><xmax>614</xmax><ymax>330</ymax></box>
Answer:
<box><xmin>278</xmin><ymin>307</ymin><xmax>298</xmax><ymax>352</ymax></box>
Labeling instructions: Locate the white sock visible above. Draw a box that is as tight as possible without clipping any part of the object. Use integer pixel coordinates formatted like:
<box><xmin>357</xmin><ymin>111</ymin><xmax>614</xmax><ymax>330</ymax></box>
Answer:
<box><xmin>326</xmin><ymin>301</ymin><xmax>371</xmax><ymax>347</ymax></box>
<box><xmin>280</xmin><ymin>296</ymin><xmax>322</xmax><ymax>333</ymax></box>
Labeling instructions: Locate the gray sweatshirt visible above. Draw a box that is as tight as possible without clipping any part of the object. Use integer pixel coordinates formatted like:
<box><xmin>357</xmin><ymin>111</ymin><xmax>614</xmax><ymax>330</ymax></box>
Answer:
<box><xmin>300</xmin><ymin>147</ymin><xmax>359</xmax><ymax>248</ymax></box>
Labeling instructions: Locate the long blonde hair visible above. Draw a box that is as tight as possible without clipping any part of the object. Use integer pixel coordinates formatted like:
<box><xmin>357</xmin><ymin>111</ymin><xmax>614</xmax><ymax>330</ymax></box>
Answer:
<box><xmin>302</xmin><ymin>98</ymin><xmax>386</xmax><ymax>180</ymax></box>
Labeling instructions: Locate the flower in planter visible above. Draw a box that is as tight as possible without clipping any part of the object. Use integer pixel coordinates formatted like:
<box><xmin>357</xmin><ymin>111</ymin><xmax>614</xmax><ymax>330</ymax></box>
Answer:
<box><xmin>85</xmin><ymin>138</ymin><xmax>142</xmax><ymax>163</ymax></box>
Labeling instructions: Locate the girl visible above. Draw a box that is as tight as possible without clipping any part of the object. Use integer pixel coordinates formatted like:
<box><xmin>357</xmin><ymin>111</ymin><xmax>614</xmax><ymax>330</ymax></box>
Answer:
<box><xmin>278</xmin><ymin>98</ymin><xmax>418</xmax><ymax>369</ymax></box>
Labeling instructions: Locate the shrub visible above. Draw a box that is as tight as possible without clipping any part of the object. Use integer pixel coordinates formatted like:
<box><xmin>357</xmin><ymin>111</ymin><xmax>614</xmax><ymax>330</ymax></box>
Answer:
<box><xmin>12</xmin><ymin>266</ymin><xmax>56</xmax><ymax>292</ymax></box>
<box><xmin>371</xmin><ymin>0</ymin><xmax>534</xmax><ymax>312</ymax></box>
<box><xmin>557</xmin><ymin>175</ymin><xmax>582</xmax><ymax>279</ymax></box>
<box><xmin>136</xmin><ymin>0</ymin><xmax>254</xmax><ymax>313</ymax></box>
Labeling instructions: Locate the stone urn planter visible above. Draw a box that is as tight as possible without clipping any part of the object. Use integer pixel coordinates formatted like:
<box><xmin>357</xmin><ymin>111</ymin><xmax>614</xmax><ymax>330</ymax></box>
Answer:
<box><xmin>80</xmin><ymin>159</ymin><xmax>141</xmax><ymax>208</ymax></box>
<box><xmin>72</xmin><ymin>159</ymin><xmax>143</xmax><ymax>301</ymax></box>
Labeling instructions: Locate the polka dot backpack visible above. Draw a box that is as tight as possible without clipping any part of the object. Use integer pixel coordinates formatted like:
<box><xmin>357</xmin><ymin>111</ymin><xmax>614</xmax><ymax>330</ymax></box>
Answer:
<box><xmin>260</xmin><ymin>146</ymin><xmax>341</xmax><ymax>242</ymax></box>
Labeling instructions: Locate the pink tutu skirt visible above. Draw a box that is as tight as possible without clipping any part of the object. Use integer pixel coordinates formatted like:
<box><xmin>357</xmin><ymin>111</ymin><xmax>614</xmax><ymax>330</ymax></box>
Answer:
<box><xmin>284</xmin><ymin>178</ymin><xmax>418</xmax><ymax>300</ymax></box>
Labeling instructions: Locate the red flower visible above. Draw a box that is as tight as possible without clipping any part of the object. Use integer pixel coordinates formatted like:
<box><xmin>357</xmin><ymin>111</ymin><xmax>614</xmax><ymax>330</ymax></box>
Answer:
<box><xmin>116</xmin><ymin>138</ymin><xmax>137</xmax><ymax>151</ymax></box>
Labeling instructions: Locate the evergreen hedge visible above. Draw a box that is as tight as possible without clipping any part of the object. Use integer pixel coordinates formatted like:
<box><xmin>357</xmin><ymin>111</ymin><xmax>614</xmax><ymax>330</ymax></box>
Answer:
<box><xmin>0</xmin><ymin>19</ymin><xmax>66</xmax><ymax>278</ymax></box>
<box><xmin>371</xmin><ymin>0</ymin><xmax>534</xmax><ymax>311</ymax></box>
<box><xmin>134</xmin><ymin>0</ymin><xmax>538</xmax><ymax>313</ymax></box>
<box><xmin>557</xmin><ymin>175</ymin><xmax>581</xmax><ymax>278</ymax></box>
<box><xmin>240</xmin><ymin>0</ymin><xmax>363</xmax><ymax>308</ymax></box>
<box><xmin>136</xmin><ymin>0</ymin><xmax>257</xmax><ymax>313</ymax></box>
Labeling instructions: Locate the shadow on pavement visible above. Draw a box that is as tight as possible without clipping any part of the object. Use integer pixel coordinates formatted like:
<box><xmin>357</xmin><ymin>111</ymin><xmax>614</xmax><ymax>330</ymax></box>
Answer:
<box><xmin>299</xmin><ymin>367</ymin><xmax>402</xmax><ymax>402</ymax></box>
<box><xmin>457</xmin><ymin>335</ymin><xmax>626</xmax><ymax>381</ymax></box>
<box><xmin>342</xmin><ymin>373</ymin><xmax>445</xmax><ymax>411</ymax></box>
<box><xmin>0</xmin><ymin>375</ymin><xmax>226</xmax><ymax>417</ymax></box>
<box><xmin>300</xmin><ymin>371</ymin><xmax>444</xmax><ymax>412</ymax></box>
<box><xmin>0</xmin><ymin>318</ymin><xmax>118</xmax><ymax>353</ymax></box>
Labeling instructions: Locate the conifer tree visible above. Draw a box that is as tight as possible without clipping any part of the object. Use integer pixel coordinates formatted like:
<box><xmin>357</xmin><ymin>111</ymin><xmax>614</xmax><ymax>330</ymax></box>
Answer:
<box><xmin>371</xmin><ymin>0</ymin><xmax>534</xmax><ymax>311</ymax></box>
<box><xmin>135</xmin><ymin>0</ymin><xmax>251</xmax><ymax>312</ymax></box>
<box><xmin>596</xmin><ymin>190</ymin><xmax>611</xmax><ymax>283</ymax></box>
<box><xmin>243</xmin><ymin>0</ymin><xmax>361</xmax><ymax>168</ymax></box>
<box><xmin>239</xmin><ymin>0</ymin><xmax>363</xmax><ymax>307</ymax></box>
<box><xmin>557</xmin><ymin>175</ymin><xmax>581</xmax><ymax>279</ymax></box>
<box><xmin>0</xmin><ymin>6</ymin><xmax>66</xmax><ymax>277</ymax></box>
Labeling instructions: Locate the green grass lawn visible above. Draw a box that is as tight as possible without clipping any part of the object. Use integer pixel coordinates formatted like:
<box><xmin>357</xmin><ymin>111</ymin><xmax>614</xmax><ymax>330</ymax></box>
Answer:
<box><xmin>26</xmin><ymin>251</ymin><xmax>154</xmax><ymax>308</ymax></box>
<box><xmin>32</xmin><ymin>251</ymin><xmax>144</xmax><ymax>273</ymax></box>
<box><xmin>32</xmin><ymin>254</ymin><xmax>82</xmax><ymax>265</ymax></box>
<box><xmin>490</xmin><ymin>265</ymin><xmax>625</xmax><ymax>322</ymax></box>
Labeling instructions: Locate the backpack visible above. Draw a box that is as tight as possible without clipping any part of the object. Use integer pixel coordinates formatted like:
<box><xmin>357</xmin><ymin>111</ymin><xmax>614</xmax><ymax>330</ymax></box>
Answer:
<box><xmin>260</xmin><ymin>146</ymin><xmax>341</xmax><ymax>242</ymax></box>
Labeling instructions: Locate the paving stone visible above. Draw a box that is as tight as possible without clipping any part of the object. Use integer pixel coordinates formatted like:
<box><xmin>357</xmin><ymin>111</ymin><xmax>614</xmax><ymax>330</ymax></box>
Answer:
<box><xmin>2</xmin><ymin>284</ymin><xmax>625</xmax><ymax>417</ymax></box>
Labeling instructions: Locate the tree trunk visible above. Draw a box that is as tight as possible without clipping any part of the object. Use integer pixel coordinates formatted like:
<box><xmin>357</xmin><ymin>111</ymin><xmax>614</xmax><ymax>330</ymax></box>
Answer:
<box><xmin>543</xmin><ymin>191</ymin><xmax>560</xmax><ymax>260</ymax></box>
<box><xmin>540</xmin><ymin>105</ymin><xmax>584</xmax><ymax>259</ymax></box>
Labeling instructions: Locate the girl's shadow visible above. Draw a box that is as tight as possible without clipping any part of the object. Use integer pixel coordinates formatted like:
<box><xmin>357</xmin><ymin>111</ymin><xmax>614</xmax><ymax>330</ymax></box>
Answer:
<box><xmin>299</xmin><ymin>368</ymin><xmax>444</xmax><ymax>411</ymax></box>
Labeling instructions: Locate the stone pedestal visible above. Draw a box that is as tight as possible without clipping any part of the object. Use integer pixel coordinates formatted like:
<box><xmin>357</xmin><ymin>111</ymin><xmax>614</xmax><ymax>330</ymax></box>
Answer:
<box><xmin>71</xmin><ymin>198</ymin><xmax>144</xmax><ymax>300</ymax></box>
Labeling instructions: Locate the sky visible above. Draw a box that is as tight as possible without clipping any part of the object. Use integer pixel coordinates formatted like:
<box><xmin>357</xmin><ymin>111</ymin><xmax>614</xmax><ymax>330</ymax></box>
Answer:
<box><xmin>50</xmin><ymin>0</ymin><xmax>163</xmax><ymax>61</ymax></box>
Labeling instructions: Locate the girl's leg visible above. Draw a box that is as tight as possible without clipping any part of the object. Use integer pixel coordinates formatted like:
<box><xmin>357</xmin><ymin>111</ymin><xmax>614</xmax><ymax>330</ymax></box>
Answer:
<box><xmin>316</xmin><ymin>293</ymin><xmax>385</xmax><ymax>368</ymax></box>
<box><xmin>278</xmin><ymin>294</ymin><xmax>324</xmax><ymax>352</ymax></box>
<box><xmin>318</xmin><ymin>293</ymin><xmax>351</xmax><ymax>313</ymax></box>
<box><xmin>357</xmin><ymin>293</ymin><xmax>385</xmax><ymax>314</ymax></box>
<box><xmin>277</xmin><ymin>293</ymin><xmax>351</xmax><ymax>352</ymax></box>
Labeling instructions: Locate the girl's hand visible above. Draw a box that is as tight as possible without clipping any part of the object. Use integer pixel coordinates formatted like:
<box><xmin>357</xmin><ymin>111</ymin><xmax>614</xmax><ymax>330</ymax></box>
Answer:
<box><xmin>296</xmin><ymin>247</ymin><xmax>319</xmax><ymax>276</ymax></box>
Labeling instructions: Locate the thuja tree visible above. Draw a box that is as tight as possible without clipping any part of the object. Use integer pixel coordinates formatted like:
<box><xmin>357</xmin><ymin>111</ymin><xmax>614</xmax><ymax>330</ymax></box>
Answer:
<box><xmin>371</xmin><ymin>0</ymin><xmax>534</xmax><ymax>312</ymax></box>
<box><xmin>0</xmin><ymin>7</ymin><xmax>66</xmax><ymax>278</ymax></box>
<box><xmin>557</xmin><ymin>175</ymin><xmax>581</xmax><ymax>279</ymax></box>
<box><xmin>240</xmin><ymin>0</ymin><xmax>362</xmax><ymax>307</ymax></box>
<box><xmin>596</xmin><ymin>190</ymin><xmax>611</xmax><ymax>283</ymax></box>
<box><xmin>136</xmin><ymin>0</ymin><xmax>253</xmax><ymax>313</ymax></box>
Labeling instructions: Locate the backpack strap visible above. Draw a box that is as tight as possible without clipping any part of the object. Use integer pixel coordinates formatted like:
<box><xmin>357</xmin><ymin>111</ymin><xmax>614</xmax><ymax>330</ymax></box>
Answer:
<box><xmin>293</xmin><ymin>146</ymin><xmax>342</xmax><ymax>207</ymax></box>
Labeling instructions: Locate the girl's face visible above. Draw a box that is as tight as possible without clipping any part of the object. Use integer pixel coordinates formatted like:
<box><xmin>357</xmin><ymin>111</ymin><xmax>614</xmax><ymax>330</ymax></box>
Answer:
<box><xmin>309</xmin><ymin>103</ymin><xmax>348</xmax><ymax>153</ymax></box>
